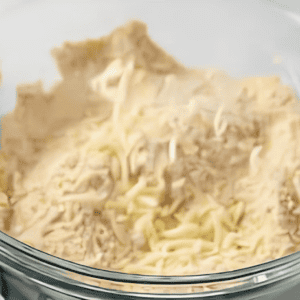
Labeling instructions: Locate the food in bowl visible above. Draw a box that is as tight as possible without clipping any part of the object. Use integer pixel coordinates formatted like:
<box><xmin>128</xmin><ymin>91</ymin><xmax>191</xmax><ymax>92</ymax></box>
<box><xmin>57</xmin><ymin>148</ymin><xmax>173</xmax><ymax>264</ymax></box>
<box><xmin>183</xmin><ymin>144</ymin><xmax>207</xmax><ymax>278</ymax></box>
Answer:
<box><xmin>0</xmin><ymin>20</ymin><xmax>299</xmax><ymax>275</ymax></box>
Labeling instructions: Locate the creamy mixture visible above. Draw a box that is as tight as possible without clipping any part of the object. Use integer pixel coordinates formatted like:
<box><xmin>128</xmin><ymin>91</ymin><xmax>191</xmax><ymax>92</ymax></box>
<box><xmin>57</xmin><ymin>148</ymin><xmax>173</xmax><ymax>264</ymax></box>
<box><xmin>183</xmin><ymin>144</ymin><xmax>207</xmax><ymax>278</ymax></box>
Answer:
<box><xmin>0</xmin><ymin>20</ymin><xmax>300</xmax><ymax>275</ymax></box>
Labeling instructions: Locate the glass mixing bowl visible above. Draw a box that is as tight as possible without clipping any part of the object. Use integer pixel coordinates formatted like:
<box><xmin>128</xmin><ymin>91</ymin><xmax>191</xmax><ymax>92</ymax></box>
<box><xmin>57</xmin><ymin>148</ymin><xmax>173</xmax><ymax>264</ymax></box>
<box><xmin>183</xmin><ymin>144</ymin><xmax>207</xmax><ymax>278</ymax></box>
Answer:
<box><xmin>1</xmin><ymin>1</ymin><xmax>300</xmax><ymax>299</ymax></box>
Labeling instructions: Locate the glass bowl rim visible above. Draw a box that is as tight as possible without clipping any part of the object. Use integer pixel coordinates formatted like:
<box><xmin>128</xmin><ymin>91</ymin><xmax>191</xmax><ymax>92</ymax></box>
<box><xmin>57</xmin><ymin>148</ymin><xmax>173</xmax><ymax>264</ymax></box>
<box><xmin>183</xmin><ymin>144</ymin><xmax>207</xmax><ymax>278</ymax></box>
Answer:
<box><xmin>1</xmin><ymin>230</ymin><xmax>300</xmax><ymax>286</ymax></box>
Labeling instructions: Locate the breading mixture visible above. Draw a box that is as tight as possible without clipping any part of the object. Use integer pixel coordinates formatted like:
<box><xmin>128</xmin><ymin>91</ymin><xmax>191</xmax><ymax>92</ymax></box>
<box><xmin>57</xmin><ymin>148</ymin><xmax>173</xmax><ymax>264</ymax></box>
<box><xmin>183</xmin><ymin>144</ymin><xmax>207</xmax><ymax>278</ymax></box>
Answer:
<box><xmin>0</xmin><ymin>20</ymin><xmax>299</xmax><ymax>275</ymax></box>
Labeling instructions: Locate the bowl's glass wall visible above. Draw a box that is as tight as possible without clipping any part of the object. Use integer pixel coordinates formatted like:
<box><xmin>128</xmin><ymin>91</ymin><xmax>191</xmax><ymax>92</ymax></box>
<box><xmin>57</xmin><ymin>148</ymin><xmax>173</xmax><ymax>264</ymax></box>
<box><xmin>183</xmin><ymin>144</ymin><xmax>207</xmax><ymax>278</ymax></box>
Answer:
<box><xmin>1</xmin><ymin>231</ymin><xmax>300</xmax><ymax>299</ymax></box>
<box><xmin>1</xmin><ymin>1</ymin><xmax>300</xmax><ymax>299</ymax></box>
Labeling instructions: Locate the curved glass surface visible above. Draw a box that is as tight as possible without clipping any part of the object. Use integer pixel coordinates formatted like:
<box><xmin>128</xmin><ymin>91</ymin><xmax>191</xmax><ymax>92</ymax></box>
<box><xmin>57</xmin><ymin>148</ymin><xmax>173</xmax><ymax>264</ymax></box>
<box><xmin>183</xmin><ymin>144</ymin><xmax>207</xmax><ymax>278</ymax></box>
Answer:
<box><xmin>1</xmin><ymin>230</ymin><xmax>300</xmax><ymax>299</ymax></box>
